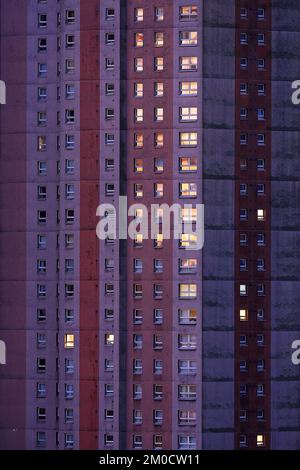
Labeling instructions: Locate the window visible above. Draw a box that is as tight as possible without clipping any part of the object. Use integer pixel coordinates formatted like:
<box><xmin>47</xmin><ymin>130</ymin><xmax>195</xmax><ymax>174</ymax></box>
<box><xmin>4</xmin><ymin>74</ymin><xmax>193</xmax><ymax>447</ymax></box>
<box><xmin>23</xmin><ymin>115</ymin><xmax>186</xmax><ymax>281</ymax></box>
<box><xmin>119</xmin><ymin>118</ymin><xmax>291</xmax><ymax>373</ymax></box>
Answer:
<box><xmin>105</xmin><ymin>359</ymin><xmax>114</xmax><ymax>372</ymax></box>
<box><xmin>155</xmin><ymin>32</ymin><xmax>164</xmax><ymax>47</ymax></box>
<box><xmin>257</xmin><ymin>8</ymin><xmax>265</xmax><ymax>19</ymax></box>
<box><xmin>134</xmin><ymin>32</ymin><xmax>144</xmax><ymax>48</ymax></box>
<box><xmin>133</xmin><ymin>309</ymin><xmax>143</xmax><ymax>324</ymax></box>
<box><xmin>240</xmin><ymin>435</ymin><xmax>247</xmax><ymax>448</ymax></box>
<box><xmin>178</xmin><ymin>410</ymin><xmax>196</xmax><ymax>425</ymax></box>
<box><xmin>240</xmin><ymin>83</ymin><xmax>248</xmax><ymax>95</ymax></box>
<box><xmin>179</xmin><ymin>182</ymin><xmax>197</xmax><ymax>197</ymax></box>
<box><xmin>154</xmin><ymin>132</ymin><xmax>164</xmax><ymax>148</ymax></box>
<box><xmin>154</xmin><ymin>157</ymin><xmax>164</xmax><ymax>173</ymax></box>
<box><xmin>178</xmin><ymin>334</ymin><xmax>197</xmax><ymax>350</ymax></box>
<box><xmin>65</xmin><ymin>109</ymin><xmax>75</xmax><ymax>124</ymax></box>
<box><xmin>257</xmin><ymin>159</ymin><xmax>266</xmax><ymax>171</ymax></box>
<box><xmin>240</xmin><ymin>410</ymin><xmax>247</xmax><ymax>421</ymax></box>
<box><xmin>178</xmin><ymin>435</ymin><xmax>196</xmax><ymax>450</ymax></box>
<box><xmin>105</xmin><ymin>84</ymin><xmax>115</xmax><ymax>97</ymax></box>
<box><xmin>65</xmin><ymin>359</ymin><xmax>74</xmax><ymax>374</ymax></box>
<box><xmin>104</xmin><ymin>434</ymin><xmax>114</xmax><ymax>446</ymax></box>
<box><xmin>105</xmin><ymin>308</ymin><xmax>114</xmax><ymax>321</ymax></box>
<box><xmin>133</xmin><ymin>435</ymin><xmax>142</xmax><ymax>449</ymax></box>
<box><xmin>37</xmin><ymin>383</ymin><xmax>46</xmax><ymax>398</ymax></box>
<box><xmin>179</xmin><ymin>107</ymin><xmax>198</xmax><ymax>122</ymax></box>
<box><xmin>133</xmin><ymin>410</ymin><xmax>143</xmax><ymax>425</ymax></box>
<box><xmin>154</xmin><ymin>259</ymin><xmax>163</xmax><ymax>274</ymax></box>
<box><xmin>240</xmin><ymin>284</ymin><xmax>247</xmax><ymax>296</ymax></box>
<box><xmin>64</xmin><ymin>333</ymin><xmax>74</xmax><ymax>349</ymax></box>
<box><xmin>105</xmin><ymin>283</ymin><xmax>114</xmax><ymax>296</ymax></box>
<box><xmin>134</xmin><ymin>58</ymin><xmax>144</xmax><ymax>72</ymax></box>
<box><xmin>134</xmin><ymin>82</ymin><xmax>143</xmax><ymax>97</ymax></box>
<box><xmin>153</xmin><ymin>284</ymin><xmax>163</xmax><ymax>299</ymax></box>
<box><xmin>240</xmin><ymin>158</ymin><xmax>247</xmax><ymax>170</ymax></box>
<box><xmin>38</xmin><ymin>13</ymin><xmax>47</xmax><ymax>28</ymax></box>
<box><xmin>240</xmin><ymin>134</ymin><xmax>247</xmax><ymax>145</ymax></box>
<box><xmin>179</xmin><ymin>283</ymin><xmax>197</xmax><ymax>299</ymax></box>
<box><xmin>257</xmin><ymin>334</ymin><xmax>265</xmax><ymax>346</ymax></box>
<box><xmin>240</xmin><ymin>259</ymin><xmax>247</xmax><ymax>271</ymax></box>
<box><xmin>153</xmin><ymin>435</ymin><xmax>163</xmax><ymax>450</ymax></box>
<box><xmin>179</xmin><ymin>132</ymin><xmax>197</xmax><ymax>147</ymax></box>
<box><xmin>65</xmin><ymin>209</ymin><xmax>74</xmax><ymax>225</ymax></box>
<box><xmin>178</xmin><ymin>308</ymin><xmax>197</xmax><ymax>325</ymax></box>
<box><xmin>257</xmin><ymin>259</ymin><xmax>265</xmax><ymax>272</ymax></box>
<box><xmin>133</xmin><ymin>284</ymin><xmax>143</xmax><ymax>299</ymax></box>
<box><xmin>153</xmin><ymin>410</ymin><xmax>163</xmax><ymax>426</ymax></box>
<box><xmin>240</xmin><ymin>108</ymin><xmax>247</xmax><ymax>120</ymax></box>
<box><xmin>257</xmin><ymin>409</ymin><xmax>265</xmax><ymax>421</ymax></box>
<box><xmin>105</xmin><ymin>58</ymin><xmax>115</xmax><ymax>70</ymax></box>
<box><xmin>65</xmin><ymin>433</ymin><xmax>74</xmax><ymax>449</ymax></box>
<box><xmin>37</xmin><ymin>210</ymin><xmax>47</xmax><ymax>225</ymax></box>
<box><xmin>179</xmin><ymin>233</ymin><xmax>198</xmax><ymax>249</ymax></box>
<box><xmin>38</xmin><ymin>63</ymin><xmax>47</xmax><ymax>77</ymax></box>
<box><xmin>154</xmin><ymin>233</ymin><xmax>164</xmax><ymax>248</ymax></box>
<box><xmin>240</xmin><ymin>384</ymin><xmax>247</xmax><ymax>396</ymax></box>
<box><xmin>105</xmin><ymin>159</ymin><xmax>114</xmax><ymax>171</ymax></box>
<box><xmin>154</xmin><ymin>82</ymin><xmax>164</xmax><ymax>97</ymax></box>
<box><xmin>257</xmin><ymin>359</ymin><xmax>265</xmax><ymax>371</ymax></box>
<box><xmin>133</xmin><ymin>359</ymin><xmax>143</xmax><ymax>375</ymax></box>
<box><xmin>38</xmin><ymin>135</ymin><xmax>47</xmax><ymax>151</ymax></box>
<box><xmin>179</xmin><ymin>156</ymin><xmax>197</xmax><ymax>172</ymax></box>
<box><xmin>105</xmin><ymin>133</ymin><xmax>115</xmax><ymax>145</ymax></box>
<box><xmin>65</xmin><ymin>308</ymin><xmax>74</xmax><ymax>322</ymax></box>
<box><xmin>240</xmin><ymin>32</ymin><xmax>248</xmax><ymax>44</ymax></box>
<box><xmin>257</xmin><ymin>209</ymin><xmax>265</xmax><ymax>221</ymax></box>
<box><xmin>134</xmin><ymin>233</ymin><xmax>144</xmax><ymax>247</ymax></box>
<box><xmin>65</xmin><ymin>58</ymin><xmax>75</xmax><ymax>73</ymax></box>
<box><xmin>178</xmin><ymin>384</ymin><xmax>196</xmax><ymax>401</ymax></box>
<box><xmin>240</xmin><ymin>335</ymin><xmax>247</xmax><ymax>347</ymax></box>
<box><xmin>155</xmin><ymin>7</ymin><xmax>164</xmax><ymax>21</ymax></box>
<box><xmin>179</xmin><ymin>258</ymin><xmax>197</xmax><ymax>274</ymax></box>
<box><xmin>37</xmin><ymin>308</ymin><xmax>46</xmax><ymax>322</ymax></box>
<box><xmin>37</xmin><ymin>259</ymin><xmax>47</xmax><ymax>274</ymax></box>
<box><xmin>154</xmin><ymin>182</ymin><xmax>164</xmax><ymax>197</ymax></box>
<box><xmin>104</xmin><ymin>334</ymin><xmax>114</xmax><ymax>346</ymax></box>
<box><xmin>134</xmin><ymin>8</ymin><xmax>144</xmax><ymax>22</ymax></box>
<box><xmin>154</xmin><ymin>107</ymin><xmax>164</xmax><ymax>122</ymax></box>
<box><xmin>154</xmin><ymin>359</ymin><xmax>163</xmax><ymax>375</ymax></box>
<box><xmin>179</xmin><ymin>56</ymin><xmax>197</xmax><ymax>71</ymax></box>
<box><xmin>257</xmin><ymin>58</ymin><xmax>265</xmax><ymax>70</ymax></box>
<box><xmin>37</xmin><ymin>333</ymin><xmax>46</xmax><ymax>348</ymax></box>
<box><xmin>179</xmin><ymin>6</ymin><xmax>198</xmax><ymax>20</ymax></box>
<box><xmin>134</xmin><ymin>183</ymin><xmax>143</xmax><ymax>198</ymax></box>
<box><xmin>38</xmin><ymin>87</ymin><xmax>47</xmax><ymax>101</ymax></box>
<box><xmin>240</xmin><ymin>58</ymin><xmax>248</xmax><ymax>69</ymax></box>
<box><xmin>66</xmin><ymin>34</ymin><xmax>75</xmax><ymax>48</ymax></box>
<box><xmin>258</xmin><ymin>33</ymin><xmax>265</xmax><ymax>45</ymax></box>
<box><xmin>240</xmin><ymin>208</ymin><xmax>247</xmax><ymax>220</ymax></box>
<box><xmin>257</xmin><ymin>233</ymin><xmax>265</xmax><ymax>246</ymax></box>
<box><xmin>134</xmin><ymin>132</ymin><xmax>143</xmax><ymax>148</ymax></box>
<box><xmin>134</xmin><ymin>108</ymin><xmax>143</xmax><ymax>123</ymax></box>
<box><xmin>153</xmin><ymin>384</ymin><xmax>163</xmax><ymax>401</ymax></box>
<box><xmin>240</xmin><ymin>183</ymin><xmax>247</xmax><ymax>195</ymax></box>
<box><xmin>36</xmin><ymin>432</ymin><xmax>46</xmax><ymax>447</ymax></box>
<box><xmin>240</xmin><ymin>7</ymin><xmax>248</xmax><ymax>18</ymax></box>
<box><xmin>240</xmin><ymin>233</ymin><xmax>248</xmax><ymax>246</ymax></box>
<box><xmin>180</xmin><ymin>81</ymin><xmax>198</xmax><ymax>96</ymax></box>
<box><xmin>155</xmin><ymin>57</ymin><xmax>164</xmax><ymax>71</ymax></box>
<box><xmin>65</xmin><ymin>408</ymin><xmax>74</xmax><ymax>424</ymax></box>
<box><xmin>106</xmin><ymin>8</ymin><xmax>115</xmax><ymax>20</ymax></box>
<box><xmin>105</xmin><ymin>183</ymin><xmax>115</xmax><ymax>196</ymax></box>
<box><xmin>105</xmin><ymin>108</ymin><xmax>115</xmax><ymax>121</ymax></box>
<box><xmin>65</xmin><ymin>234</ymin><xmax>74</xmax><ymax>249</ymax></box>
<box><xmin>65</xmin><ymin>384</ymin><xmax>74</xmax><ymax>399</ymax></box>
<box><xmin>134</xmin><ymin>258</ymin><xmax>143</xmax><ymax>274</ymax></box>
<box><xmin>154</xmin><ymin>308</ymin><xmax>163</xmax><ymax>325</ymax></box>
<box><xmin>258</xmin><ymin>108</ymin><xmax>265</xmax><ymax>120</ymax></box>
<box><xmin>240</xmin><ymin>360</ymin><xmax>247</xmax><ymax>371</ymax></box>
<box><xmin>105</xmin><ymin>32</ymin><xmax>115</xmax><ymax>45</ymax></box>
<box><xmin>178</xmin><ymin>359</ymin><xmax>196</xmax><ymax>375</ymax></box>
<box><xmin>239</xmin><ymin>309</ymin><xmax>248</xmax><ymax>322</ymax></box>
<box><xmin>65</xmin><ymin>283</ymin><xmax>74</xmax><ymax>298</ymax></box>
<box><xmin>66</xmin><ymin>10</ymin><xmax>75</xmax><ymax>24</ymax></box>
<box><xmin>258</xmin><ymin>83</ymin><xmax>266</xmax><ymax>96</ymax></box>
<box><xmin>38</xmin><ymin>38</ymin><xmax>47</xmax><ymax>52</ymax></box>
<box><xmin>65</xmin><ymin>134</ymin><xmax>75</xmax><ymax>149</ymax></box>
<box><xmin>257</xmin><ymin>384</ymin><xmax>265</xmax><ymax>397</ymax></box>
<box><xmin>180</xmin><ymin>31</ymin><xmax>198</xmax><ymax>46</ymax></box>
<box><xmin>133</xmin><ymin>384</ymin><xmax>142</xmax><ymax>400</ymax></box>
<box><xmin>37</xmin><ymin>357</ymin><xmax>46</xmax><ymax>373</ymax></box>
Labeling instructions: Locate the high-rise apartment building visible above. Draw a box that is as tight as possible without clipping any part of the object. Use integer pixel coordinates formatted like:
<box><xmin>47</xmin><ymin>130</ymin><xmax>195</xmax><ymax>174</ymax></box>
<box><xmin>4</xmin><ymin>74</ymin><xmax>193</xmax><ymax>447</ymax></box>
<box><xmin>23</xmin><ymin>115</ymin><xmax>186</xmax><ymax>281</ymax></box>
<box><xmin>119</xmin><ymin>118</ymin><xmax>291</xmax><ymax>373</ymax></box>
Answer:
<box><xmin>0</xmin><ymin>0</ymin><xmax>300</xmax><ymax>451</ymax></box>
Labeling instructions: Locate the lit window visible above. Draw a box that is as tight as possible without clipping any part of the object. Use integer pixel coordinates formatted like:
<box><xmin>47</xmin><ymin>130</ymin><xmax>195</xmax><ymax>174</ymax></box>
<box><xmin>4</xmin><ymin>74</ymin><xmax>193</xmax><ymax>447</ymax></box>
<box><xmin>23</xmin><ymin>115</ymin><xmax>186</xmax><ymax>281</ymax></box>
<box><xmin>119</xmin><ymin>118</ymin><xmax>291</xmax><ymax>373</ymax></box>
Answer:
<box><xmin>179</xmin><ymin>56</ymin><xmax>198</xmax><ymax>71</ymax></box>
<box><xmin>179</xmin><ymin>283</ymin><xmax>197</xmax><ymax>299</ymax></box>
<box><xmin>179</xmin><ymin>132</ymin><xmax>198</xmax><ymax>147</ymax></box>
<box><xmin>178</xmin><ymin>308</ymin><xmax>197</xmax><ymax>324</ymax></box>
<box><xmin>134</xmin><ymin>32</ymin><xmax>144</xmax><ymax>47</ymax></box>
<box><xmin>134</xmin><ymin>233</ymin><xmax>144</xmax><ymax>247</ymax></box>
<box><xmin>179</xmin><ymin>156</ymin><xmax>197</xmax><ymax>172</ymax></box>
<box><xmin>105</xmin><ymin>333</ymin><xmax>114</xmax><ymax>346</ymax></box>
<box><xmin>154</xmin><ymin>107</ymin><xmax>164</xmax><ymax>121</ymax></box>
<box><xmin>240</xmin><ymin>284</ymin><xmax>247</xmax><ymax>296</ymax></box>
<box><xmin>179</xmin><ymin>233</ymin><xmax>198</xmax><ymax>249</ymax></box>
<box><xmin>38</xmin><ymin>135</ymin><xmax>47</xmax><ymax>151</ymax></box>
<box><xmin>180</xmin><ymin>107</ymin><xmax>198</xmax><ymax>122</ymax></box>
<box><xmin>154</xmin><ymin>182</ymin><xmax>164</xmax><ymax>197</ymax></box>
<box><xmin>134</xmin><ymin>8</ymin><xmax>144</xmax><ymax>22</ymax></box>
<box><xmin>155</xmin><ymin>7</ymin><xmax>164</xmax><ymax>21</ymax></box>
<box><xmin>154</xmin><ymin>82</ymin><xmax>164</xmax><ymax>97</ymax></box>
<box><xmin>155</xmin><ymin>32</ymin><xmax>164</xmax><ymax>47</ymax></box>
<box><xmin>134</xmin><ymin>132</ymin><xmax>144</xmax><ymax>148</ymax></box>
<box><xmin>134</xmin><ymin>82</ymin><xmax>144</xmax><ymax>97</ymax></box>
<box><xmin>154</xmin><ymin>233</ymin><xmax>164</xmax><ymax>248</ymax></box>
<box><xmin>180</xmin><ymin>81</ymin><xmax>198</xmax><ymax>96</ymax></box>
<box><xmin>179</xmin><ymin>182</ymin><xmax>197</xmax><ymax>197</ymax></box>
<box><xmin>181</xmin><ymin>207</ymin><xmax>197</xmax><ymax>223</ymax></box>
<box><xmin>155</xmin><ymin>57</ymin><xmax>164</xmax><ymax>71</ymax></box>
<box><xmin>134</xmin><ymin>183</ymin><xmax>143</xmax><ymax>198</ymax></box>
<box><xmin>179</xmin><ymin>31</ymin><xmax>198</xmax><ymax>46</ymax></box>
<box><xmin>179</xmin><ymin>6</ymin><xmax>198</xmax><ymax>21</ymax></box>
<box><xmin>257</xmin><ymin>209</ymin><xmax>265</xmax><ymax>221</ymax></box>
<box><xmin>134</xmin><ymin>158</ymin><xmax>143</xmax><ymax>173</ymax></box>
<box><xmin>134</xmin><ymin>108</ymin><xmax>144</xmax><ymax>122</ymax></box>
<box><xmin>154</xmin><ymin>132</ymin><xmax>164</xmax><ymax>147</ymax></box>
<box><xmin>154</xmin><ymin>157</ymin><xmax>164</xmax><ymax>173</ymax></box>
<box><xmin>239</xmin><ymin>309</ymin><xmax>248</xmax><ymax>321</ymax></box>
<box><xmin>64</xmin><ymin>333</ymin><xmax>74</xmax><ymax>349</ymax></box>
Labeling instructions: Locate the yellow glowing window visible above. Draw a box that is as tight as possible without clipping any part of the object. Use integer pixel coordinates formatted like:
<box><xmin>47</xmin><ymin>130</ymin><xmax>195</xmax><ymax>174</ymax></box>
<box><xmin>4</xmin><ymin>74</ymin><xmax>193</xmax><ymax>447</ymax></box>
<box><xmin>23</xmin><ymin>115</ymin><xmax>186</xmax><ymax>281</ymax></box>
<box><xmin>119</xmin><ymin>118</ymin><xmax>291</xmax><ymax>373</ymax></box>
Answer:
<box><xmin>256</xmin><ymin>435</ymin><xmax>264</xmax><ymax>447</ymax></box>
<box><xmin>64</xmin><ymin>334</ymin><xmax>74</xmax><ymax>349</ymax></box>
<box><xmin>154</xmin><ymin>234</ymin><xmax>164</xmax><ymax>248</ymax></box>
<box><xmin>239</xmin><ymin>309</ymin><xmax>248</xmax><ymax>321</ymax></box>
<box><xmin>134</xmin><ymin>233</ymin><xmax>143</xmax><ymax>246</ymax></box>
<box><xmin>105</xmin><ymin>334</ymin><xmax>114</xmax><ymax>345</ymax></box>
<box><xmin>135</xmin><ymin>32</ymin><xmax>144</xmax><ymax>47</ymax></box>
<box><xmin>134</xmin><ymin>158</ymin><xmax>143</xmax><ymax>173</ymax></box>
